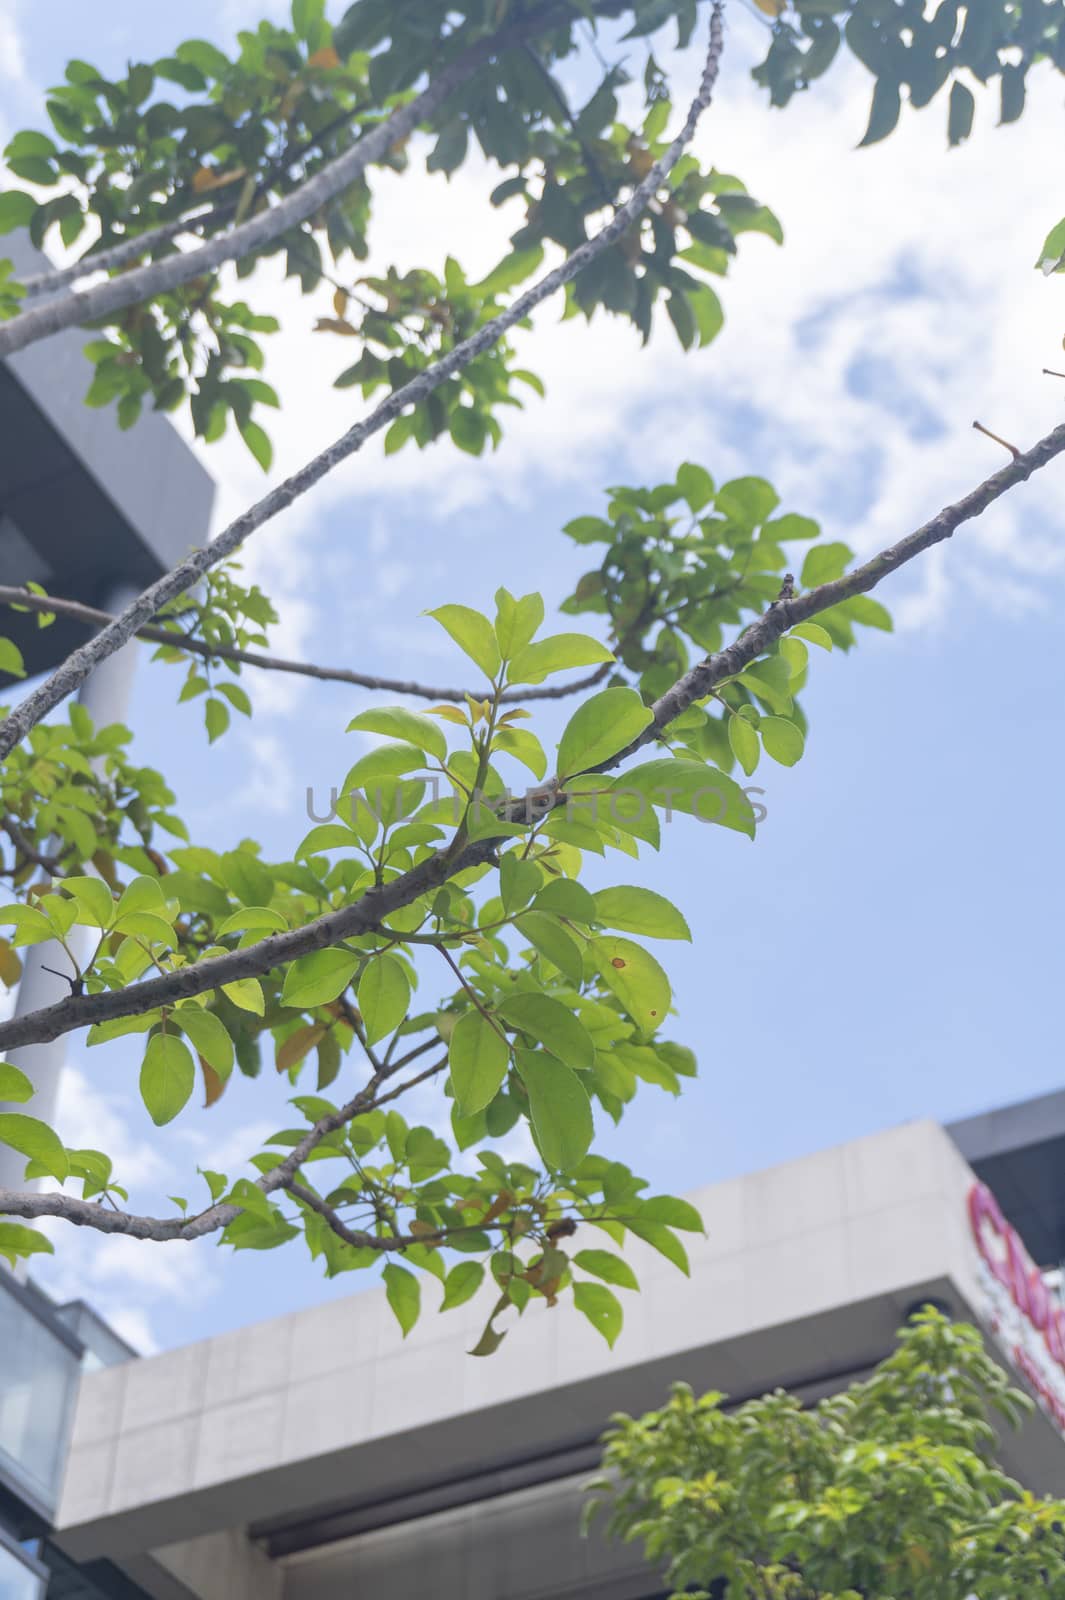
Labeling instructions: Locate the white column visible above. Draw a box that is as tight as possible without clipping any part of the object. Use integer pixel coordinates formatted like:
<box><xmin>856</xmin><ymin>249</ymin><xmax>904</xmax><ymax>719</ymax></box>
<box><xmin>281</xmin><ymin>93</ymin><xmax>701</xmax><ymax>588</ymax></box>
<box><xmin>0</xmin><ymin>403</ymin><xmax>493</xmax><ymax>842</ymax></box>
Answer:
<box><xmin>0</xmin><ymin>583</ymin><xmax>142</xmax><ymax>1237</ymax></box>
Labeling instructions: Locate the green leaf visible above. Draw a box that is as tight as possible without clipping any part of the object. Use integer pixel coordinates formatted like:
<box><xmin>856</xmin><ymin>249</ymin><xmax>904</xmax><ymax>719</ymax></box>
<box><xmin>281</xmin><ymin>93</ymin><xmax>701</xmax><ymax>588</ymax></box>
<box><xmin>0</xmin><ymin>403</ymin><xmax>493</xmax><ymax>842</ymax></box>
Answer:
<box><xmin>0</xmin><ymin>638</ymin><xmax>26</xmax><ymax>677</ymax></box>
<box><xmin>948</xmin><ymin>78</ymin><xmax>975</xmax><ymax>147</ymax></box>
<box><xmin>859</xmin><ymin>74</ymin><xmax>902</xmax><ymax>147</ymax></box>
<box><xmin>205</xmin><ymin>697</ymin><xmax>230</xmax><ymax>742</ymax></box>
<box><xmin>728</xmin><ymin>712</ymin><xmax>760</xmax><ymax>776</ymax></box>
<box><xmin>572</xmin><ymin>1281</ymin><xmax>623</xmax><ymax>1347</ymax></box>
<box><xmin>174</xmin><ymin>1007</ymin><xmax>234</xmax><ymax>1077</ymax></box>
<box><xmin>591</xmin><ymin>937</ymin><xmax>670</xmax><ymax>1033</ymax></box>
<box><xmin>716</xmin><ymin>476</ymin><xmax>779</xmax><ymax>529</ymax></box>
<box><xmin>449</xmin><ymin>1010</ymin><xmax>509</xmax><ymax>1115</ymax></box>
<box><xmin>140</xmin><ymin>1034</ymin><xmax>195</xmax><ymax>1127</ymax></box>
<box><xmin>626</xmin><ymin>1218</ymin><xmax>690</xmax><ymax>1275</ymax></box>
<box><xmin>282</xmin><ymin>949</ymin><xmax>360</xmax><ymax>1011</ymax></box>
<box><xmin>493</xmin><ymin>589</ymin><xmax>544</xmax><ymax>658</ymax></box>
<box><xmin>792</xmin><ymin>621</ymin><xmax>833</xmax><ymax>651</ymax></box>
<box><xmin>0</xmin><ymin>1113</ymin><xmax>68</xmax><ymax>1180</ymax></box>
<box><xmin>449</xmin><ymin>407</ymin><xmax>487</xmax><ymax>455</ymax></box>
<box><xmin>508</xmin><ymin>633</ymin><xmax>614</xmax><ymax>686</ymax></box>
<box><xmin>592</xmin><ymin>887</ymin><xmax>691</xmax><ymax>942</ymax></box>
<box><xmin>1036</xmin><ymin>216</ymin><xmax>1065</xmax><ymax>274</ymax></box>
<box><xmin>292</xmin><ymin>0</ymin><xmax>325</xmax><ymax>40</ymax></box>
<box><xmin>61</xmin><ymin>875</ymin><xmax>114</xmax><ymax>929</ymax></box>
<box><xmin>760</xmin><ymin>717</ymin><xmax>804</xmax><ymax>767</ymax></box>
<box><xmin>765</xmin><ymin>513</ymin><xmax>820</xmax><ymax>542</ymax></box>
<box><xmin>557</xmin><ymin>687</ymin><xmax>653</xmax><ymax>778</ymax></box>
<box><xmin>426</xmin><ymin>604</ymin><xmax>500</xmax><ymax>681</ymax></box>
<box><xmin>470</xmin><ymin>245</ymin><xmax>543</xmax><ymax>297</ymax></box>
<box><xmin>238</xmin><ymin>417</ymin><xmax>273</xmax><ymax>471</ymax></box>
<box><xmin>0</xmin><ymin>1061</ymin><xmax>34</xmax><ymax>1104</ymax></box>
<box><xmin>519</xmin><ymin>911</ymin><xmax>584</xmax><ymax>987</ymax></box>
<box><xmin>0</xmin><ymin>191</ymin><xmax>36</xmax><ymax>233</ymax></box>
<box><xmin>0</xmin><ymin>904</ymin><xmax>52</xmax><ymax>945</ymax></box>
<box><xmin>358</xmin><ymin>953</ymin><xmax>411</xmax><ymax>1045</ymax></box>
<box><xmin>532</xmin><ymin>878</ymin><xmax>597</xmax><ymax>922</ymax></box>
<box><xmin>574</xmin><ymin>1248</ymin><xmax>639</xmax><ymax>1291</ymax></box>
<box><xmin>222</xmin><ymin>977</ymin><xmax>265</xmax><ymax>1014</ymax></box>
<box><xmin>441</xmin><ymin>1260</ymin><xmax>485</xmax><ymax>1311</ymax></box>
<box><xmin>383</xmin><ymin>1262</ymin><xmax>420</xmax><ymax>1337</ymax></box>
<box><xmin>640</xmin><ymin>1195</ymin><xmax>705</xmax><ymax>1232</ymax></box>
<box><xmin>515</xmin><ymin>1049</ymin><xmax>593</xmax><ymax>1171</ymax></box>
<box><xmin>347</xmin><ymin>706</ymin><xmax>447</xmax><ymax>763</ymax></box>
<box><xmin>0</xmin><ymin>1222</ymin><xmax>53</xmax><ymax>1265</ymax></box>
<box><xmin>499</xmin><ymin>851</ymin><xmax>542</xmax><ymax>913</ymax></box>
<box><xmin>500</xmin><ymin>994</ymin><xmax>596</xmax><ymax>1069</ymax></box>
<box><xmin>675</xmin><ymin>462</ymin><xmax>714</xmax><ymax>512</ymax></box>
<box><xmin>801</xmin><ymin>542</ymin><xmax>853</xmax><ymax>586</ymax></box>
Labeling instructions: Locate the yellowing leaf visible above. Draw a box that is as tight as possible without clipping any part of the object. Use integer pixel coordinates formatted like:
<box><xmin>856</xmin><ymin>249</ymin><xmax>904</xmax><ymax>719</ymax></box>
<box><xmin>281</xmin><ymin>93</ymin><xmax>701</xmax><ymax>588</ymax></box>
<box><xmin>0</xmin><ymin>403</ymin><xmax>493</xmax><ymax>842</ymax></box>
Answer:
<box><xmin>308</xmin><ymin>45</ymin><xmax>340</xmax><ymax>69</ymax></box>
<box><xmin>192</xmin><ymin>165</ymin><xmax>247</xmax><ymax>193</ymax></box>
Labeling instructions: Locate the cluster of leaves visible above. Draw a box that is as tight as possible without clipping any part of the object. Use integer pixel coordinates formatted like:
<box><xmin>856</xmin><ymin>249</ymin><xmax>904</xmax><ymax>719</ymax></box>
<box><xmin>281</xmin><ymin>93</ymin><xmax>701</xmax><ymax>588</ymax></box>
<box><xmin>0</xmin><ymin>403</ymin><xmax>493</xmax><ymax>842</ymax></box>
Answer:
<box><xmin>0</xmin><ymin>0</ymin><xmax>780</xmax><ymax>466</ymax></box>
<box><xmin>588</xmin><ymin>1308</ymin><xmax>1065</xmax><ymax>1597</ymax></box>
<box><xmin>151</xmin><ymin>562</ymin><xmax>277</xmax><ymax>741</ymax></box>
<box><xmin>751</xmin><ymin>0</ymin><xmax>1065</xmax><ymax>150</ymax></box>
<box><xmin>560</xmin><ymin>462</ymin><xmax>891</xmax><ymax>780</ymax></box>
<box><xmin>0</xmin><ymin>577</ymin><xmax>758</xmax><ymax>1340</ymax></box>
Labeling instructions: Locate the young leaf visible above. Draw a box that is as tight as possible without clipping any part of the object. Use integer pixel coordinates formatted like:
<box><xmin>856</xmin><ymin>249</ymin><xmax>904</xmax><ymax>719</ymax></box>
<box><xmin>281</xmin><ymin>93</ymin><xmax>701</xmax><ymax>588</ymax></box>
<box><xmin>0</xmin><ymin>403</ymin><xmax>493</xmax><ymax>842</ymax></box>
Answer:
<box><xmin>426</xmin><ymin>604</ymin><xmax>500</xmax><ymax>680</ymax></box>
<box><xmin>347</xmin><ymin>706</ymin><xmax>447</xmax><ymax>763</ymax></box>
<box><xmin>139</xmin><ymin>1035</ymin><xmax>195</xmax><ymax>1127</ymax></box>
<box><xmin>449</xmin><ymin>1010</ymin><xmax>509</xmax><ymax>1115</ymax></box>
<box><xmin>508</xmin><ymin>633</ymin><xmax>614</xmax><ymax>686</ymax></box>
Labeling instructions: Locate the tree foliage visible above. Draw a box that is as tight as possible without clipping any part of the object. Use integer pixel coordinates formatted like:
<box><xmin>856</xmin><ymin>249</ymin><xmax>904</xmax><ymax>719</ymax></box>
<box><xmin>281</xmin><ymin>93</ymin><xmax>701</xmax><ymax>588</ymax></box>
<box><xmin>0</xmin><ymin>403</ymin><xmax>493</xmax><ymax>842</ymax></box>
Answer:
<box><xmin>588</xmin><ymin>1309</ymin><xmax>1065</xmax><ymax>1598</ymax></box>
<box><xmin>0</xmin><ymin>0</ymin><xmax>1061</xmax><ymax>1362</ymax></box>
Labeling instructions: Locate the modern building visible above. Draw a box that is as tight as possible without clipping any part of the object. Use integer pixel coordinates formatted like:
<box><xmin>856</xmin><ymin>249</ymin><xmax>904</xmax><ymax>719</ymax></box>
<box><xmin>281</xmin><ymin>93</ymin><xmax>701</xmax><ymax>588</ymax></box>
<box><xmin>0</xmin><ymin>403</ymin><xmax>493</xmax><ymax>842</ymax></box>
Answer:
<box><xmin>4</xmin><ymin>1094</ymin><xmax>1065</xmax><ymax>1600</ymax></box>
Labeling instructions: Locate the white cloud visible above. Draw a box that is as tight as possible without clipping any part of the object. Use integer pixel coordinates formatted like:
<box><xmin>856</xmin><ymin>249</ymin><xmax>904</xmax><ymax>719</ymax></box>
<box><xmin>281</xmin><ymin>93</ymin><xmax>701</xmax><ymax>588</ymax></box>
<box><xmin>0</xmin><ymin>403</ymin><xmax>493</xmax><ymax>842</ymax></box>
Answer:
<box><xmin>54</xmin><ymin>1061</ymin><xmax>171</xmax><ymax>1189</ymax></box>
<box><xmin>173</xmin><ymin>27</ymin><xmax>1065</xmax><ymax>685</ymax></box>
<box><xmin>0</xmin><ymin>0</ymin><xmax>25</xmax><ymax>83</ymax></box>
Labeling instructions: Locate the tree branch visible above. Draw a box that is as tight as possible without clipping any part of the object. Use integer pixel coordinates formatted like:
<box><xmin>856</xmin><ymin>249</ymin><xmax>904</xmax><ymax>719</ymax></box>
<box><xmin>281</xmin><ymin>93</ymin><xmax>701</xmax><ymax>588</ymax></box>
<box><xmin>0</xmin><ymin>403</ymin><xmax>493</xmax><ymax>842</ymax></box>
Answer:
<box><xmin>0</xmin><ymin>3</ymin><xmax>725</xmax><ymax>762</ymax></box>
<box><xmin>0</xmin><ymin>408</ymin><xmax>1061</xmax><ymax>1056</ymax></box>
<box><xmin>16</xmin><ymin>208</ymin><xmax>230</xmax><ymax>300</ymax></box>
<box><xmin>0</xmin><ymin>1052</ymin><xmax>449</xmax><ymax>1240</ymax></box>
<box><xmin>0</xmin><ymin>585</ymin><xmax>609</xmax><ymax>705</ymax></box>
<box><xmin>0</xmin><ymin>6</ymin><xmax>567</xmax><ymax>359</ymax></box>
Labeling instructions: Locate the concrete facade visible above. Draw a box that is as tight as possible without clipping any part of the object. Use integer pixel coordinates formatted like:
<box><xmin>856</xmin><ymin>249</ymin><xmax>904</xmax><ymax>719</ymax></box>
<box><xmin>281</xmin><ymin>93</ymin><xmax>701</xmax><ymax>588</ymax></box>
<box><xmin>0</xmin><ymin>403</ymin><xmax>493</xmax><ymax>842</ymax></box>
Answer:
<box><xmin>52</xmin><ymin>1118</ymin><xmax>1065</xmax><ymax>1600</ymax></box>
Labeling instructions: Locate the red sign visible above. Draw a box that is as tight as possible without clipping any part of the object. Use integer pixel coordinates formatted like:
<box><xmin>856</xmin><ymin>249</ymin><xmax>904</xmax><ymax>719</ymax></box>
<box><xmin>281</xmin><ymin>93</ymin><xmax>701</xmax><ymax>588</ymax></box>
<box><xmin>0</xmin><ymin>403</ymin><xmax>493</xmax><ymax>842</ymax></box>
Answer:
<box><xmin>968</xmin><ymin>1181</ymin><xmax>1065</xmax><ymax>1430</ymax></box>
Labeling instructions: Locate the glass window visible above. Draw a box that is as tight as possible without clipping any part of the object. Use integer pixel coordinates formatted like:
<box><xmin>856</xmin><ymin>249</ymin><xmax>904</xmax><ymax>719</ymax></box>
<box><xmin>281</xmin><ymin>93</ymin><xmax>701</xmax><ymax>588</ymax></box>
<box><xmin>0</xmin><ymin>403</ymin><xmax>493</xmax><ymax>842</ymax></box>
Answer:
<box><xmin>0</xmin><ymin>1277</ymin><xmax>81</xmax><ymax>1511</ymax></box>
<box><xmin>0</xmin><ymin>1539</ymin><xmax>44</xmax><ymax>1600</ymax></box>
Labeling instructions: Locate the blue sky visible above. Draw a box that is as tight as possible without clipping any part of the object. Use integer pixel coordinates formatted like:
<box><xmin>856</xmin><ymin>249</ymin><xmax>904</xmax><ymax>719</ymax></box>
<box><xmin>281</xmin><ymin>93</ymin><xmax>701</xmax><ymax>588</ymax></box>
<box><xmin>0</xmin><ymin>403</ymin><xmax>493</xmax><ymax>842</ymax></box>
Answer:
<box><xmin>2</xmin><ymin>0</ymin><xmax>1064</xmax><ymax>1351</ymax></box>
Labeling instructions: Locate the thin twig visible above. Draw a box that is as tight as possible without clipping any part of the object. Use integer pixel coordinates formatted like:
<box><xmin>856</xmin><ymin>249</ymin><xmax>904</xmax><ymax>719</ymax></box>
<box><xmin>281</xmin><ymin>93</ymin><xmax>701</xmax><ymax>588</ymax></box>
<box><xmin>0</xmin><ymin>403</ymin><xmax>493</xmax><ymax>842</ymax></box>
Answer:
<box><xmin>0</xmin><ymin>6</ymin><xmax>725</xmax><ymax>762</ymax></box>
<box><xmin>0</xmin><ymin>586</ymin><xmax>610</xmax><ymax>705</ymax></box>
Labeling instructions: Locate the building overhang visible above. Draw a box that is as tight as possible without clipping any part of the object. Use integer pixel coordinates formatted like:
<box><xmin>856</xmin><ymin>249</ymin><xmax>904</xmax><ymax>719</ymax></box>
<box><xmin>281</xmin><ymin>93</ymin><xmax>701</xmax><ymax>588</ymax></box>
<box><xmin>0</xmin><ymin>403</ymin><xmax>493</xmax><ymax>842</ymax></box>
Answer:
<box><xmin>0</xmin><ymin>233</ymin><xmax>215</xmax><ymax>684</ymax></box>
<box><xmin>51</xmin><ymin>1120</ymin><xmax>1065</xmax><ymax>1600</ymax></box>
